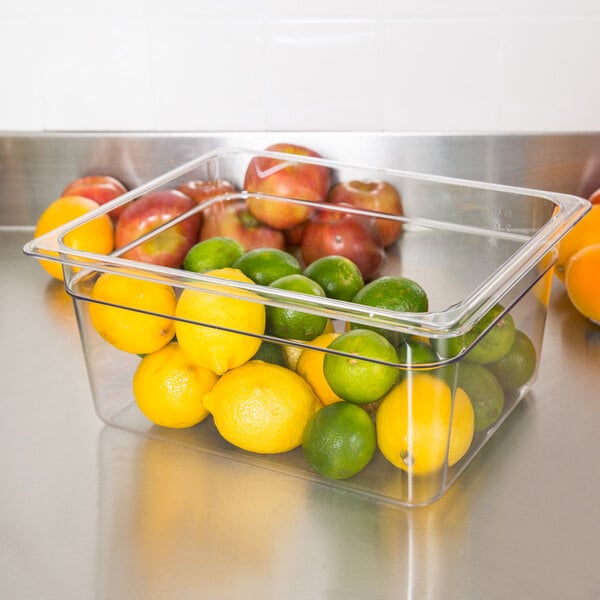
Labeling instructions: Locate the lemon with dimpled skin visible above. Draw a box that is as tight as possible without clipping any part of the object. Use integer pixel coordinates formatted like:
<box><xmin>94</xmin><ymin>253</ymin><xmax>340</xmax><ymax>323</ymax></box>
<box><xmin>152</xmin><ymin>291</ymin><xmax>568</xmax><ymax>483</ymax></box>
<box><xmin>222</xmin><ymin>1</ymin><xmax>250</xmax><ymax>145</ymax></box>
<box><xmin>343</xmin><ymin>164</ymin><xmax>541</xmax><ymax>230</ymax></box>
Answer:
<box><xmin>133</xmin><ymin>342</ymin><xmax>218</xmax><ymax>428</ymax></box>
<box><xmin>203</xmin><ymin>360</ymin><xmax>320</xmax><ymax>454</ymax></box>
<box><xmin>376</xmin><ymin>373</ymin><xmax>474</xmax><ymax>475</ymax></box>
<box><xmin>89</xmin><ymin>272</ymin><xmax>177</xmax><ymax>355</ymax></box>
<box><xmin>175</xmin><ymin>268</ymin><xmax>265</xmax><ymax>375</ymax></box>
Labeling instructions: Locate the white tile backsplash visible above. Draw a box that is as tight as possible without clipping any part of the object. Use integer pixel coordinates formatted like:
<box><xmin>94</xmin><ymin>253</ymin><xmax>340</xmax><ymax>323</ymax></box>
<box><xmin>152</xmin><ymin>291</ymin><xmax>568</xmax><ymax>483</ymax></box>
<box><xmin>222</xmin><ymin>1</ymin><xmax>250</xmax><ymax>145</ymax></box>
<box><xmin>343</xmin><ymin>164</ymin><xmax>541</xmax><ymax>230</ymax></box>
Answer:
<box><xmin>497</xmin><ymin>18</ymin><xmax>600</xmax><ymax>131</ymax></box>
<box><xmin>147</xmin><ymin>17</ymin><xmax>264</xmax><ymax>131</ymax></box>
<box><xmin>262</xmin><ymin>20</ymin><xmax>382</xmax><ymax>131</ymax></box>
<box><xmin>37</xmin><ymin>17</ymin><xmax>154</xmax><ymax>131</ymax></box>
<box><xmin>1</xmin><ymin>2</ymin><xmax>599</xmax><ymax>132</ymax></box>
<box><xmin>383</xmin><ymin>19</ymin><xmax>502</xmax><ymax>131</ymax></box>
<box><xmin>0</xmin><ymin>19</ymin><xmax>43</xmax><ymax>130</ymax></box>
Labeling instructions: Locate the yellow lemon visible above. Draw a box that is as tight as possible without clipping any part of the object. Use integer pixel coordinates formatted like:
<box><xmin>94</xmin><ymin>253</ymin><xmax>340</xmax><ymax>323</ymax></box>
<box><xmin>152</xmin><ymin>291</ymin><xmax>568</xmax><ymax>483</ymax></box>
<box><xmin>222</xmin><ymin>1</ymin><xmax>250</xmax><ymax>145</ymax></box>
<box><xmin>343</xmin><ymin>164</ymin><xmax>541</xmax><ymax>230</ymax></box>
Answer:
<box><xmin>89</xmin><ymin>272</ymin><xmax>177</xmax><ymax>354</ymax></box>
<box><xmin>175</xmin><ymin>268</ymin><xmax>266</xmax><ymax>375</ymax></box>
<box><xmin>376</xmin><ymin>373</ymin><xmax>474</xmax><ymax>476</ymax></box>
<box><xmin>34</xmin><ymin>195</ymin><xmax>114</xmax><ymax>281</ymax></box>
<box><xmin>296</xmin><ymin>332</ymin><xmax>342</xmax><ymax>406</ymax></box>
<box><xmin>203</xmin><ymin>360</ymin><xmax>320</xmax><ymax>454</ymax></box>
<box><xmin>133</xmin><ymin>342</ymin><xmax>218</xmax><ymax>428</ymax></box>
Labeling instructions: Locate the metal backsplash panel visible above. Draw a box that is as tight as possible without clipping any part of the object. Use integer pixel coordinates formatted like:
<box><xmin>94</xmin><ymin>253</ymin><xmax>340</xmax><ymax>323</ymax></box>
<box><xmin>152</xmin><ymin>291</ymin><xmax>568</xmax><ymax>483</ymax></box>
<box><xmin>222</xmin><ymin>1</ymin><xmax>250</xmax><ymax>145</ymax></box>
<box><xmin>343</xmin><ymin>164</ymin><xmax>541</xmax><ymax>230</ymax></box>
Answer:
<box><xmin>1</xmin><ymin>132</ymin><xmax>599</xmax><ymax>226</ymax></box>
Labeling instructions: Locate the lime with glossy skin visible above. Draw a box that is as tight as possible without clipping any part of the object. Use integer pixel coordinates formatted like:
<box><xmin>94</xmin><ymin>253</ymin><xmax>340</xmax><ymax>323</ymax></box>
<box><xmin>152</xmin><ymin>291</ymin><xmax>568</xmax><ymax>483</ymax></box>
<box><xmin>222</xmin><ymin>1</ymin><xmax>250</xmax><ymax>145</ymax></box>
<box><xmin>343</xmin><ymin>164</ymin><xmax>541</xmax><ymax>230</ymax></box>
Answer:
<box><xmin>323</xmin><ymin>328</ymin><xmax>399</xmax><ymax>404</ymax></box>
<box><xmin>303</xmin><ymin>255</ymin><xmax>364</xmax><ymax>302</ymax></box>
<box><xmin>467</xmin><ymin>305</ymin><xmax>516</xmax><ymax>364</ymax></box>
<box><xmin>433</xmin><ymin>304</ymin><xmax>516</xmax><ymax>364</ymax></box>
<box><xmin>486</xmin><ymin>329</ymin><xmax>537</xmax><ymax>392</ymax></box>
<box><xmin>251</xmin><ymin>340</ymin><xmax>288</xmax><ymax>367</ymax></box>
<box><xmin>396</xmin><ymin>337</ymin><xmax>439</xmax><ymax>365</ymax></box>
<box><xmin>350</xmin><ymin>275</ymin><xmax>429</xmax><ymax>344</ymax></box>
<box><xmin>233</xmin><ymin>247</ymin><xmax>301</xmax><ymax>286</ymax></box>
<box><xmin>266</xmin><ymin>274</ymin><xmax>328</xmax><ymax>341</ymax></box>
<box><xmin>456</xmin><ymin>361</ymin><xmax>505</xmax><ymax>432</ymax></box>
<box><xmin>302</xmin><ymin>402</ymin><xmax>376</xmax><ymax>480</ymax></box>
<box><xmin>183</xmin><ymin>237</ymin><xmax>245</xmax><ymax>273</ymax></box>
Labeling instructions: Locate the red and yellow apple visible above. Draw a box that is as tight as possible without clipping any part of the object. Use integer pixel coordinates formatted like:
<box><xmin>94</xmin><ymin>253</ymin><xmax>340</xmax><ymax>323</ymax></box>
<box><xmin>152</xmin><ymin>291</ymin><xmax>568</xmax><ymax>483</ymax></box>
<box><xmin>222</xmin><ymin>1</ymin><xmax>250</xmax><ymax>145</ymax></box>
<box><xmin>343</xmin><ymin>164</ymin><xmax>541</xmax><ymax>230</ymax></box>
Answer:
<box><xmin>115</xmin><ymin>189</ymin><xmax>201</xmax><ymax>268</ymax></box>
<box><xmin>177</xmin><ymin>179</ymin><xmax>237</xmax><ymax>205</ymax></box>
<box><xmin>589</xmin><ymin>187</ymin><xmax>600</xmax><ymax>205</ymax></box>
<box><xmin>62</xmin><ymin>175</ymin><xmax>128</xmax><ymax>219</ymax></box>
<box><xmin>244</xmin><ymin>143</ymin><xmax>331</xmax><ymax>230</ymax></box>
<box><xmin>200</xmin><ymin>198</ymin><xmax>286</xmax><ymax>251</ymax></box>
<box><xmin>300</xmin><ymin>204</ymin><xmax>385</xmax><ymax>281</ymax></box>
<box><xmin>327</xmin><ymin>180</ymin><xmax>404</xmax><ymax>247</ymax></box>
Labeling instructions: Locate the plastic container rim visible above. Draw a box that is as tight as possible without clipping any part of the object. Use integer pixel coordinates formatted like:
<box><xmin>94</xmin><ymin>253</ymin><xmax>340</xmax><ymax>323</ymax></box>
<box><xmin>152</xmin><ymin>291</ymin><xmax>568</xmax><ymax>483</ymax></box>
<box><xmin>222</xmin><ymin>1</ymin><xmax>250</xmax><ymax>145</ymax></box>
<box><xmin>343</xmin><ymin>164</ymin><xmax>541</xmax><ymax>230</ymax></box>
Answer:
<box><xmin>23</xmin><ymin>145</ymin><xmax>591</xmax><ymax>337</ymax></box>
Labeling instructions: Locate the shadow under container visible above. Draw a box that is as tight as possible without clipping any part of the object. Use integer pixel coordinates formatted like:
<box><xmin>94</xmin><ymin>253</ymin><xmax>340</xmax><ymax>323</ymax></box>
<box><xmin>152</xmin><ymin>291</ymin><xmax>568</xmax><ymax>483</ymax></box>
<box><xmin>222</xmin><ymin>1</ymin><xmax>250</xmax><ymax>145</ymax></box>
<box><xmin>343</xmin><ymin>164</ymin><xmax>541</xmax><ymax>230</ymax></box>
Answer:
<box><xmin>24</xmin><ymin>146</ymin><xmax>589</xmax><ymax>507</ymax></box>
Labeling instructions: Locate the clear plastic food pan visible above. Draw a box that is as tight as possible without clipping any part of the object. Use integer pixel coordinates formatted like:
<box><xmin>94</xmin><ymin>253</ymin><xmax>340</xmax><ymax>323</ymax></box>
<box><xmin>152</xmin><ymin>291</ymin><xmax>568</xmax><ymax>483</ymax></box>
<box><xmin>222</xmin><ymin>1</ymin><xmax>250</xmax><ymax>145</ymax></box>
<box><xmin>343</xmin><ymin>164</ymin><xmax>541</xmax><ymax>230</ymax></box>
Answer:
<box><xmin>24</xmin><ymin>146</ymin><xmax>589</xmax><ymax>506</ymax></box>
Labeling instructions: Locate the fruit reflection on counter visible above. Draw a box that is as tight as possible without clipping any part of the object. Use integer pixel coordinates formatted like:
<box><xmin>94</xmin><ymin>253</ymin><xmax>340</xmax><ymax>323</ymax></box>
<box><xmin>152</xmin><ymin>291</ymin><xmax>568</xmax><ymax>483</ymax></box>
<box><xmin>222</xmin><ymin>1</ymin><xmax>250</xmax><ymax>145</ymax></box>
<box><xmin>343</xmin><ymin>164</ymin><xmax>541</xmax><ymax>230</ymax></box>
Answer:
<box><xmin>32</xmin><ymin>144</ymin><xmax>542</xmax><ymax>486</ymax></box>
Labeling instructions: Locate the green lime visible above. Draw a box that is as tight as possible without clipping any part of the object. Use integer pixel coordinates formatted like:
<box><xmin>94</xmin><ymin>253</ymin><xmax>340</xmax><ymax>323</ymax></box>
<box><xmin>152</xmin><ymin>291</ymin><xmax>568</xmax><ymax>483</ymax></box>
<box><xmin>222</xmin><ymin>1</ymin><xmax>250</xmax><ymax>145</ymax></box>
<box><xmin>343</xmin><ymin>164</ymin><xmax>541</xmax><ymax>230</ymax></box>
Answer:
<box><xmin>433</xmin><ymin>304</ymin><xmax>516</xmax><ymax>364</ymax></box>
<box><xmin>183</xmin><ymin>237</ymin><xmax>245</xmax><ymax>273</ymax></box>
<box><xmin>467</xmin><ymin>305</ymin><xmax>516</xmax><ymax>364</ymax></box>
<box><xmin>350</xmin><ymin>276</ymin><xmax>429</xmax><ymax>345</ymax></box>
<box><xmin>233</xmin><ymin>247</ymin><xmax>301</xmax><ymax>286</ymax></box>
<box><xmin>251</xmin><ymin>340</ymin><xmax>287</xmax><ymax>367</ymax></box>
<box><xmin>266</xmin><ymin>274</ymin><xmax>328</xmax><ymax>341</ymax></box>
<box><xmin>303</xmin><ymin>255</ymin><xmax>364</xmax><ymax>302</ymax></box>
<box><xmin>395</xmin><ymin>337</ymin><xmax>443</xmax><ymax>382</ymax></box>
<box><xmin>302</xmin><ymin>402</ymin><xmax>376</xmax><ymax>480</ymax></box>
<box><xmin>486</xmin><ymin>329</ymin><xmax>537</xmax><ymax>391</ymax></box>
<box><xmin>323</xmin><ymin>328</ymin><xmax>399</xmax><ymax>404</ymax></box>
<box><xmin>456</xmin><ymin>361</ymin><xmax>505</xmax><ymax>432</ymax></box>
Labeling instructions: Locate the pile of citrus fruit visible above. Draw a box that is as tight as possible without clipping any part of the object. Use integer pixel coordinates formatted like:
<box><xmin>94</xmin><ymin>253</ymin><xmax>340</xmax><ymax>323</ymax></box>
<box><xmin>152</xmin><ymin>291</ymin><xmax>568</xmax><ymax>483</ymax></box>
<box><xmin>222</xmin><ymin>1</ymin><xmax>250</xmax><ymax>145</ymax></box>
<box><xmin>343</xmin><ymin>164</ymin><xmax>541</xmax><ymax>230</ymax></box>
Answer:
<box><xmin>82</xmin><ymin>236</ymin><xmax>536</xmax><ymax>481</ymax></box>
<box><xmin>32</xmin><ymin>155</ymin><xmax>540</xmax><ymax>483</ymax></box>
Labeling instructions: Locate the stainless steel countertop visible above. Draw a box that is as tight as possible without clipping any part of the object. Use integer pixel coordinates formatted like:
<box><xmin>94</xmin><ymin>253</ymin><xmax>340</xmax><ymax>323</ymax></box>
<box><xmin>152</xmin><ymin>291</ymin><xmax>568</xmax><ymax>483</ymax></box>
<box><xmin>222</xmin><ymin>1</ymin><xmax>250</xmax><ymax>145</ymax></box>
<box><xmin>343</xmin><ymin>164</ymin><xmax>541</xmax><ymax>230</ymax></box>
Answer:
<box><xmin>2</xmin><ymin>133</ymin><xmax>600</xmax><ymax>599</ymax></box>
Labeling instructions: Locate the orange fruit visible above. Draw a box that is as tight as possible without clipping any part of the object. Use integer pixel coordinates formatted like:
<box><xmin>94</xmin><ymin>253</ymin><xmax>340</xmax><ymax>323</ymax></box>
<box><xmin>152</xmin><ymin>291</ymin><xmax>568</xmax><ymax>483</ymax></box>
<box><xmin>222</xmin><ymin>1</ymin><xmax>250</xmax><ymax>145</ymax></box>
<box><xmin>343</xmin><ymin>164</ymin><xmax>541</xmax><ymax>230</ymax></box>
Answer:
<box><xmin>564</xmin><ymin>243</ymin><xmax>600</xmax><ymax>324</ymax></box>
<box><xmin>296</xmin><ymin>332</ymin><xmax>343</xmax><ymax>405</ymax></box>
<box><xmin>34</xmin><ymin>195</ymin><xmax>114</xmax><ymax>280</ymax></box>
<box><xmin>556</xmin><ymin>204</ymin><xmax>600</xmax><ymax>282</ymax></box>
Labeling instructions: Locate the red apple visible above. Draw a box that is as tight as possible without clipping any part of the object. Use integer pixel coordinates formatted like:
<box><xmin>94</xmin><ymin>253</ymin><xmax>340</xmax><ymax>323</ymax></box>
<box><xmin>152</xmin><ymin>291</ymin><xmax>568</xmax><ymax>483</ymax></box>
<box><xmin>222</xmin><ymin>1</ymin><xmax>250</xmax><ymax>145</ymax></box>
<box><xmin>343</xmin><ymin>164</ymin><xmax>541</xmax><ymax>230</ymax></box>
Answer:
<box><xmin>244</xmin><ymin>143</ymin><xmax>331</xmax><ymax>230</ymax></box>
<box><xmin>327</xmin><ymin>180</ymin><xmax>404</xmax><ymax>247</ymax></box>
<box><xmin>62</xmin><ymin>175</ymin><xmax>128</xmax><ymax>219</ymax></box>
<box><xmin>176</xmin><ymin>179</ymin><xmax>237</xmax><ymax>204</ymax></box>
<box><xmin>284</xmin><ymin>222</ymin><xmax>308</xmax><ymax>249</ymax></box>
<box><xmin>589</xmin><ymin>187</ymin><xmax>600</xmax><ymax>205</ymax></box>
<box><xmin>115</xmin><ymin>189</ymin><xmax>201</xmax><ymax>268</ymax></box>
<box><xmin>200</xmin><ymin>198</ymin><xmax>286</xmax><ymax>251</ymax></box>
<box><xmin>300</xmin><ymin>204</ymin><xmax>385</xmax><ymax>281</ymax></box>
